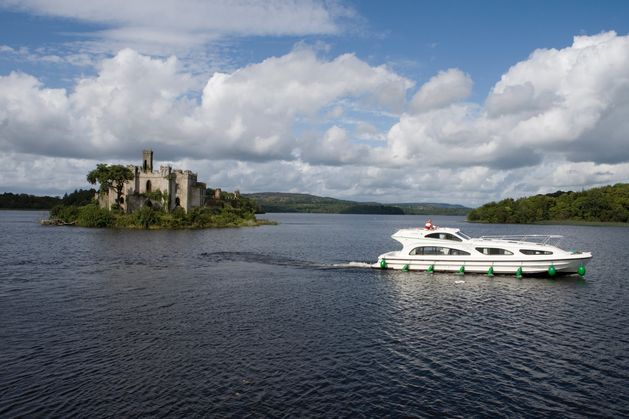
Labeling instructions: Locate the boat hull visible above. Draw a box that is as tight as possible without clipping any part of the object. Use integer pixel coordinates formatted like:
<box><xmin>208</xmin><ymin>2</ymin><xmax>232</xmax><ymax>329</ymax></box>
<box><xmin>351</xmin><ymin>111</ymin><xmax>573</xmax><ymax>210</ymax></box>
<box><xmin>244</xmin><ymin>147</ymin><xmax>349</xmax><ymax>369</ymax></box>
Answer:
<box><xmin>372</xmin><ymin>253</ymin><xmax>592</xmax><ymax>275</ymax></box>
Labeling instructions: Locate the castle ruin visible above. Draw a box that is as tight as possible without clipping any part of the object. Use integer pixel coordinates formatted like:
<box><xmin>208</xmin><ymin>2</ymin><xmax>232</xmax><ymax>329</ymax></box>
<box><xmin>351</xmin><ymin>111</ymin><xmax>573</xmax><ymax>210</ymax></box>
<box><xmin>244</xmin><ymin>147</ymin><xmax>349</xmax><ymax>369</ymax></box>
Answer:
<box><xmin>99</xmin><ymin>150</ymin><xmax>206</xmax><ymax>213</ymax></box>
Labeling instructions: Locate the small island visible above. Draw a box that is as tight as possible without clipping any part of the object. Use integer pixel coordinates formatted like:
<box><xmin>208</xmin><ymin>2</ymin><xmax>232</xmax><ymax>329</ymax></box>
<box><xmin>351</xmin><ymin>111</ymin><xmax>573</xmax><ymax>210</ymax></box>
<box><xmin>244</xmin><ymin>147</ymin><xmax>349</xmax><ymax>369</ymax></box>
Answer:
<box><xmin>45</xmin><ymin>150</ymin><xmax>271</xmax><ymax>229</ymax></box>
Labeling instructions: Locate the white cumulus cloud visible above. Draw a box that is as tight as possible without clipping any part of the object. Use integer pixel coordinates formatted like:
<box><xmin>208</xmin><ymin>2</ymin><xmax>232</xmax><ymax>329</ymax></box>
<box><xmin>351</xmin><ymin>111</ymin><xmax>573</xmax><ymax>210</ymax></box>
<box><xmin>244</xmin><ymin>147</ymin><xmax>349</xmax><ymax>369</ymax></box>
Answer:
<box><xmin>410</xmin><ymin>68</ymin><xmax>473</xmax><ymax>114</ymax></box>
<box><xmin>386</xmin><ymin>31</ymin><xmax>629</xmax><ymax>172</ymax></box>
<box><xmin>2</xmin><ymin>32</ymin><xmax>629</xmax><ymax>206</ymax></box>
<box><xmin>0</xmin><ymin>46</ymin><xmax>412</xmax><ymax>164</ymax></box>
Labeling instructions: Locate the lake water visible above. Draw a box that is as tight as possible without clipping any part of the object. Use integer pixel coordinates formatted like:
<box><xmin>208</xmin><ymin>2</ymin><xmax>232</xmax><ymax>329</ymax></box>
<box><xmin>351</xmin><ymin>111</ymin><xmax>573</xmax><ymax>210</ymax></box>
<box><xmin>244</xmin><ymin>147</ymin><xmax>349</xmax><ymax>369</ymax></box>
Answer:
<box><xmin>1</xmin><ymin>210</ymin><xmax>628</xmax><ymax>417</ymax></box>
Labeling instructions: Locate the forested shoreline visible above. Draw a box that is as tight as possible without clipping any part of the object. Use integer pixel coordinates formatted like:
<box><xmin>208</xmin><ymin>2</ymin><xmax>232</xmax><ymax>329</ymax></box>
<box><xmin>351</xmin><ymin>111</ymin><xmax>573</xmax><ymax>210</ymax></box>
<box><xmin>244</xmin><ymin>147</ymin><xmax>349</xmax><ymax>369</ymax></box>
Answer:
<box><xmin>6</xmin><ymin>184</ymin><xmax>629</xmax><ymax>225</ymax></box>
<box><xmin>0</xmin><ymin>190</ymin><xmax>96</xmax><ymax>210</ymax></box>
<box><xmin>244</xmin><ymin>192</ymin><xmax>470</xmax><ymax>215</ymax></box>
<box><xmin>467</xmin><ymin>184</ymin><xmax>629</xmax><ymax>224</ymax></box>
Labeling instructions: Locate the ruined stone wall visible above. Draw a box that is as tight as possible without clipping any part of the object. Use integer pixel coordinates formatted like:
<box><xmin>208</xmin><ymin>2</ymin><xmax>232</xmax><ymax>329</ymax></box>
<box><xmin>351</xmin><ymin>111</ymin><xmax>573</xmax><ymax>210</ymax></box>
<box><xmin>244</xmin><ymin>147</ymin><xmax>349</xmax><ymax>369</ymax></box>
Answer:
<box><xmin>171</xmin><ymin>171</ymin><xmax>206</xmax><ymax>211</ymax></box>
<box><xmin>174</xmin><ymin>171</ymin><xmax>191</xmax><ymax>211</ymax></box>
<box><xmin>189</xmin><ymin>182</ymin><xmax>205</xmax><ymax>208</ymax></box>
<box><xmin>97</xmin><ymin>150</ymin><xmax>207</xmax><ymax>213</ymax></box>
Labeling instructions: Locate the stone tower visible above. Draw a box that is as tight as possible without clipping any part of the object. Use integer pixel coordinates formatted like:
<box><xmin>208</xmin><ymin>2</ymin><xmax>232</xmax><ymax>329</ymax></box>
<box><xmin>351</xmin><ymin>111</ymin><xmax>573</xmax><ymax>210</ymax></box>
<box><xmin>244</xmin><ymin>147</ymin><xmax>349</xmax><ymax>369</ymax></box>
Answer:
<box><xmin>142</xmin><ymin>149</ymin><xmax>153</xmax><ymax>173</ymax></box>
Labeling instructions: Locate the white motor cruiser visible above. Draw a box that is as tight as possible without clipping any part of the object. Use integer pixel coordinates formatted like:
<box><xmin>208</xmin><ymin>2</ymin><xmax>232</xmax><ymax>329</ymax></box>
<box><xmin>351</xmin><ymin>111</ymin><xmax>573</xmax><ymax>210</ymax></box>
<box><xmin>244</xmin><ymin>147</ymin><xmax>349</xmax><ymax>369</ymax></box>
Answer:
<box><xmin>373</xmin><ymin>220</ymin><xmax>592</xmax><ymax>277</ymax></box>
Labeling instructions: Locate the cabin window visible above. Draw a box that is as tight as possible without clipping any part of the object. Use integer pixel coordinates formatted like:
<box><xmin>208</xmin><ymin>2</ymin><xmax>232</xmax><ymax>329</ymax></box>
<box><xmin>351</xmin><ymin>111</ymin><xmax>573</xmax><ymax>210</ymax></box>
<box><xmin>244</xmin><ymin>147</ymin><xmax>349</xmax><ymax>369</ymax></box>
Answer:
<box><xmin>520</xmin><ymin>249</ymin><xmax>553</xmax><ymax>255</ymax></box>
<box><xmin>425</xmin><ymin>232</ymin><xmax>462</xmax><ymax>242</ymax></box>
<box><xmin>475</xmin><ymin>247</ymin><xmax>513</xmax><ymax>255</ymax></box>
<box><xmin>410</xmin><ymin>246</ymin><xmax>470</xmax><ymax>256</ymax></box>
<box><xmin>146</xmin><ymin>180</ymin><xmax>152</xmax><ymax>193</ymax></box>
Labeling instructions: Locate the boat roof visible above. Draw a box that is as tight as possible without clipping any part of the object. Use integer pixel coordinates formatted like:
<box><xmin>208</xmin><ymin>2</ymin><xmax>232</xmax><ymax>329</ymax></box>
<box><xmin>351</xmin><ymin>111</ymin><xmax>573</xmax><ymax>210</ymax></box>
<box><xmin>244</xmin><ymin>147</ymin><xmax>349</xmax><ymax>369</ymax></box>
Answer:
<box><xmin>392</xmin><ymin>226</ymin><xmax>563</xmax><ymax>246</ymax></box>
<box><xmin>392</xmin><ymin>226</ymin><xmax>462</xmax><ymax>239</ymax></box>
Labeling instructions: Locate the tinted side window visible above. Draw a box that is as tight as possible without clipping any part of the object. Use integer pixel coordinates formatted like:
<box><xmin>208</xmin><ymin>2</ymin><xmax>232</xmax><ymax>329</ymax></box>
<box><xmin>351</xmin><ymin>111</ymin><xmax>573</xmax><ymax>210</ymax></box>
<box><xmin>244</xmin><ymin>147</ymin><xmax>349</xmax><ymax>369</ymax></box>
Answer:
<box><xmin>410</xmin><ymin>247</ymin><xmax>470</xmax><ymax>256</ymax></box>
<box><xmin>520</xmin><ymin>249</ymin><xmax>553</xmax><ymax>255</ymax></box>
<box><xmin>448</xmin><ymin>248</ymin><xmax>471</xmax><ymax>255</ymax></box>
<box><xmin>425</xmin><ymin>233</ymin><xmax>462</xmax><ymax>242</ymax></box>
<box><xmin>410</xmin><ymin>246</ymin><xmax>440</xmax><ymax>255</ymax></box>
<box><xmin>475</xmin><ymin>247</ymin><xmax>513</xmax><ymax>255</ymax></box>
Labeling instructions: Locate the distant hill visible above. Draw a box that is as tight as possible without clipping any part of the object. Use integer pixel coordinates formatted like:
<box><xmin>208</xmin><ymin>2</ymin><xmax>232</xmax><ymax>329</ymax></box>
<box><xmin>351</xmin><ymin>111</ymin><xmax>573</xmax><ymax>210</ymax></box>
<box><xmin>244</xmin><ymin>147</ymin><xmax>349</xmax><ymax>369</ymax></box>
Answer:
<box><xmin>243</xmin><ymin>192</ymin><xmax>352</xmax><ymax>213</ymax></box>
<box><xmin>243</xmin><ymin>192</ymin><xmax>470</xmax><ymax>215</ymax></box>
<box><xmin>340</xmin><ymin>205</ymin><xmax>404</xmax><ymax>215</ymax></box>
<box><xmin>391</xmin><ymin>202</ymin><xmax>471</xmax><ymax>215</ymax></box>
<box><xmin>467</xmin><ymin>183</ymin><xmax>629</xmax><ymax>223</ymax></box>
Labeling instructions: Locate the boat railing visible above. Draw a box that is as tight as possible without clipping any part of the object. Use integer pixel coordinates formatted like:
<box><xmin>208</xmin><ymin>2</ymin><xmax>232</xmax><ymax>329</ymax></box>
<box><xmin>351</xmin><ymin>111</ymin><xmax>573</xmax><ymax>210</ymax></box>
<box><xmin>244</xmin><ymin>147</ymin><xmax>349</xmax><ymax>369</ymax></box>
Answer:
<box><xmin>478</xmin><ymin>234</ymin><xmax>563</xmax><ymax>245</ymax></box>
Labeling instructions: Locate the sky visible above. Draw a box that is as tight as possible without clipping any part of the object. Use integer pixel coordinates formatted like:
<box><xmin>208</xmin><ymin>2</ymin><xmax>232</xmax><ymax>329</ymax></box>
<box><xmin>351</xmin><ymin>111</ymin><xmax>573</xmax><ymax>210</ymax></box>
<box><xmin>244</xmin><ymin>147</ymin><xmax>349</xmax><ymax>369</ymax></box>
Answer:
<box><xmin>1</xmin><ymin>0</ymin><xmax>629</xmax><ymax>206</ymax></box>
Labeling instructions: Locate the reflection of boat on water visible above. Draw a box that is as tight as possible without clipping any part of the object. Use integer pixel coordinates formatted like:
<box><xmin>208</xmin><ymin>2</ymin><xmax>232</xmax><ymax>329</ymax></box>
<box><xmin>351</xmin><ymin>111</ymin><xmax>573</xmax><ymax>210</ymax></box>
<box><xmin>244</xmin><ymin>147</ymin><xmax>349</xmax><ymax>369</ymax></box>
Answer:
<box><xmin>373</xmin><ymin>223</ymin><xmax>592</xmax><ymax>277</ymax></box>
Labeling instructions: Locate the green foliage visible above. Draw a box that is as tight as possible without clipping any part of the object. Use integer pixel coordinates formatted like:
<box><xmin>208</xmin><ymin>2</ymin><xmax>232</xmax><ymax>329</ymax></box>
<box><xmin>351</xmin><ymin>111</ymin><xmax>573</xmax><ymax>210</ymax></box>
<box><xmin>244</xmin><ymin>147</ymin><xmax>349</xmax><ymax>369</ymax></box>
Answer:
<box><xmin>144</xmin><ymin>189</ymin><xmax>169</xmax><ymax>209</ymax></box>
<box><xmin>47</xmin><ymin>202</ymin><xmax>263</xmax><ymax>229</ymax></box>
<box><xmin>112</xmin><ymin>213</ymin><xmax>134</xmax><ymax>228</ymax></box>
<box><xmin>46</xmin><ymin>185</ymin><xmax>262</xmax><ymax>229</ymax></box>
<box><xmin>213</xmin><ymin>207</ymin><xmax>241</xmax><ymax>225</ymax></box>
<box><xmin>87</xmin><ymin>163</ymin><xmax>134</xmax><ymax>204</ymax></box>
<box><xmin>77</xmin><ymin>204</ymin><xmax>113</xmax><ymax>228</ymax></box>
<box><xmin>0</xmin><ymin>192</ymin><xmax>61</xmax><ymax>209</ymax></box>
<box><xmin>468</xmin><ymin>183</ymin><xmax>629</xmax><ymax>223</ymax></box>
<box><xmin>62</xmin><ymin>189</ymin><xmax>97</xmax><ymax>206</ymax></box>
<box><xmin>50</xmin><ymin>205</ymin><xmax>79</xmax><ymax>223</ymax></box>
<box><xmin>228</xmin><ymin>195</ymin><xmax>260</xmax><ymax>214</ymax></box>
<box><xmin>158</xmin><ymin>205</ymin><xmax>257</xmax><ymax>228</ymax></box>
<box><xmin>172</xmin><ymin>206</ymin><xmax>187</xmax><ymax>218</ymax></box>
<box><xmin>135</xmin><ymin>206</ymin><xmax>160</xmax><ymax>229</ymax></box>
<box><xmin>0</xmin><ymin>189</ymin><xmax>97</xmax><ymax>210</ymax></box>
<box><xmin>159</xmin><ymin>207</ymin><xmax>187</xmax><ymax>228</ymax></box>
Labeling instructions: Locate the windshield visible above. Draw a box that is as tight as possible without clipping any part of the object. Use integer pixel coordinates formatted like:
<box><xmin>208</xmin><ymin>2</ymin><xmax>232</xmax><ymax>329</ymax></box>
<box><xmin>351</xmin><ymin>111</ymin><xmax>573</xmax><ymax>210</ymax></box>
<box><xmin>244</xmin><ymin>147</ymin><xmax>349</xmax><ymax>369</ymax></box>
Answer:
<box><xmin>457</xmin><ymin>231</ymin><xmax>471</xmax><ymax>240</ymax></box>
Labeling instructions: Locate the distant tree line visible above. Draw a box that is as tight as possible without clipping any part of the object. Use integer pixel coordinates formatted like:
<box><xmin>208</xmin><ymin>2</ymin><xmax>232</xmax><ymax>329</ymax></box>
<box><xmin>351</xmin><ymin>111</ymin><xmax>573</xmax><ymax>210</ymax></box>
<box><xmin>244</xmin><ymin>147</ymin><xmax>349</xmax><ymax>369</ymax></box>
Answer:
<box><xmin>244</xmin><ymin>192</ymin><xmax>471</xmax><ymax>215</ymax></box>
<box><xmin>0</xmin><ymin>189</ymin><xmax>97</xmax><ymax>210</ymax></box>
<box><xmin>0</xmin><ymin>192</ymin><xmax>61</xmax><ymax>209</ymax></box>
<box><xmin>396</xmin><ymin>205</ymin><xmax>470</xmax><ymax>216</ymax></box>
<box><xmin>339</xmin><ymin>205</ymin><xmax>404</xmax><ymax>215</ymax></box>
<box><xmin>467</xmin><ymin>183</ymin><xmax>629</xmax><ymax>223</ymax></box>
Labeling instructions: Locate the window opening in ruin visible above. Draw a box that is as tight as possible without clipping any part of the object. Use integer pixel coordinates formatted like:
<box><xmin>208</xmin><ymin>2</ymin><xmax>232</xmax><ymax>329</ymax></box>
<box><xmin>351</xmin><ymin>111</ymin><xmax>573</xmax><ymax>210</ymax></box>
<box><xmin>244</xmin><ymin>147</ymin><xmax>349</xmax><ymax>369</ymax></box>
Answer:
<box><xmin>175</xmin><ymin>197</ymin><xmax>181</xmax><ymax>206</ymax></box>
<box><xmin>146</xmin><ymin>180</ymin><xmax>152</xmax><ymax>193</ymax></box>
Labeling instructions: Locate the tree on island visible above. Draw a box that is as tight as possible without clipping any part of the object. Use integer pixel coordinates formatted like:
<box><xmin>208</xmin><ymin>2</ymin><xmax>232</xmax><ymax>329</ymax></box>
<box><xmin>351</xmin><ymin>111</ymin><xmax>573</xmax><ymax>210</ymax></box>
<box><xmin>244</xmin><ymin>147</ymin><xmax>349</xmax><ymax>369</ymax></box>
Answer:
<box><xmin>87</xmin><ymin>164</ymin><xmax>134</xmax><ymax>206</ymax></box>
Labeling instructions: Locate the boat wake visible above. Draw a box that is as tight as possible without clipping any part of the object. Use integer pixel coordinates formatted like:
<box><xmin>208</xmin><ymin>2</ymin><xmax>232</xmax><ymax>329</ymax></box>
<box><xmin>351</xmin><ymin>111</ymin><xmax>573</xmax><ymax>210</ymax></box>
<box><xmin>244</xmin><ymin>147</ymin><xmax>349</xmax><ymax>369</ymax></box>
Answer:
<box><xmin>333</xmin><ymin>261</ymin><xmax>374</xmax><ymax>269</ymax></box>
<box><xmin>200</xmin><ymin>251</ymin><xmax>373</xmax><ymax>271</ymax></box>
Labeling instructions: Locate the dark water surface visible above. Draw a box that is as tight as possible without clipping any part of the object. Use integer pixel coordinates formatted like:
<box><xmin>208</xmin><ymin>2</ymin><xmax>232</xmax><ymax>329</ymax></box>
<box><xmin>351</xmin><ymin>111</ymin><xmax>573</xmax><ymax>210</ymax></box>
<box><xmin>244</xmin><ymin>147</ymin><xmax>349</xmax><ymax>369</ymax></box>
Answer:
<box><xmin>1</xmin><ymin>211</ymin><xmax>628</xmax><ymax>417</ymax></box>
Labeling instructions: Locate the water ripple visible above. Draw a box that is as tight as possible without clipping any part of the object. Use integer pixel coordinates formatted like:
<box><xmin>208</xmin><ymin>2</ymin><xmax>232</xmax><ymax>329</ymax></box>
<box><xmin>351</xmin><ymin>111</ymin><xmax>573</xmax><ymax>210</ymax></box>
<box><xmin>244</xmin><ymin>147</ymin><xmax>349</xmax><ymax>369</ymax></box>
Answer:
<box><xmin>0</xmin><ymin>212</ymin><xmax>628</xmax><ymax>417</ymax></box>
